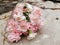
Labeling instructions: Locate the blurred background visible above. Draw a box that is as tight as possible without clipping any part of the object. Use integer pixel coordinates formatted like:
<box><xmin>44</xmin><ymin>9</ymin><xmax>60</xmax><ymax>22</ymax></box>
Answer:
<box><xmin>0</xmin><ymin>0</ymin><xmax>60</xmax><ymax>14</ymax></box>
<box><xmin>0</xmin><ymin>0</ymin><xmax>18</xmax><ymax>14</ymax></box>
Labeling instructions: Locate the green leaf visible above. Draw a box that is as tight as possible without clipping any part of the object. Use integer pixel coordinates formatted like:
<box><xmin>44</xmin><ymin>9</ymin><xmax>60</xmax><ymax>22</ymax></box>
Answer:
<box><xmin>23</xmin><ymin>12</ymin><xmax>30</xmax><ymax>22</ymax></box>
<box><xmin>28</xmin><ymin>30</ymin><xmax>33</xmax><ymax>34</ymax></box>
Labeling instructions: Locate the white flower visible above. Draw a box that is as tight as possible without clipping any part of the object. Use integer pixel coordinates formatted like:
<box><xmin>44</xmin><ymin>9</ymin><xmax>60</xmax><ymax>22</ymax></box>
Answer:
<box><xmin>27</xmin><ymin>33</ymin><xmax>37</xmax><ymax>40</ymax></box>
<box><xmin>13</xmin><ymin>14</ymin><xmax>25</xmax><ymax>21</ymax></box>
<box><xmin>26</xmin><ymin>3</ymin><xmax>33</xmax><ymax>12</ymax></box>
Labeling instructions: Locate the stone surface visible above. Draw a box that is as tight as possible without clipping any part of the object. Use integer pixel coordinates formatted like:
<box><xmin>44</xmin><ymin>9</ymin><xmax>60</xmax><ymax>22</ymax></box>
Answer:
<box><xmin>0</xmin><ymin>9</ymin><xmax>60</xmax><ymax>45</ymax></box>
<box><xmin>0</xmin><ymin>1</ymin><xmax>60</xmax><ymax>45</ymax></box>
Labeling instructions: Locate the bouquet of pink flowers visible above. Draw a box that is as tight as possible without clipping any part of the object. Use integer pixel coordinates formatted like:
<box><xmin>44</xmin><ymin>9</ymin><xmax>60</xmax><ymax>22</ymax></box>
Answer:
<box><xmin>5</xmin><ymin>3</ymin><xmax>45</xmax><ymax>43</ymax></box>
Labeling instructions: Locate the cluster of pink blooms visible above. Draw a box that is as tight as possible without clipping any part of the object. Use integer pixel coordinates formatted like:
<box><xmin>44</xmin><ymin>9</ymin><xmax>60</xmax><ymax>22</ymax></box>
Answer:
<box><xmin>6</xmin><ymin>3</ymin><xmax>45</xmax><ymax>42</ymax></box>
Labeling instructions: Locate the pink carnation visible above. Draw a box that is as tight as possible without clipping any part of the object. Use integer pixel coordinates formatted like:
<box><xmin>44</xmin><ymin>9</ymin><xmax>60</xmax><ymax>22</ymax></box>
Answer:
<box><xmin>7</xmin><ymin>32</ymin><xmax>21</xmax><ymax>42</ymax></box>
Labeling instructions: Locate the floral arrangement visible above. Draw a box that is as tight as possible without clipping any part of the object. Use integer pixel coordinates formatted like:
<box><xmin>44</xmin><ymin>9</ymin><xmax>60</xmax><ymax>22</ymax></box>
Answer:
<box><xmin>5</xmin><ymin>3</ymin><xmax>45</xmax><ymax>43</ymax></box>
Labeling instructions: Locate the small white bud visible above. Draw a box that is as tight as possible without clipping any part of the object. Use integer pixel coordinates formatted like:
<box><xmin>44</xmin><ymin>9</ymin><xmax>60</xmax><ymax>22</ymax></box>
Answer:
<box><xmin>27</xmin><ymin>33</ymin><xmax>37</xmax><ymax>40</ymax></box>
